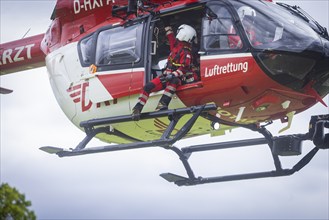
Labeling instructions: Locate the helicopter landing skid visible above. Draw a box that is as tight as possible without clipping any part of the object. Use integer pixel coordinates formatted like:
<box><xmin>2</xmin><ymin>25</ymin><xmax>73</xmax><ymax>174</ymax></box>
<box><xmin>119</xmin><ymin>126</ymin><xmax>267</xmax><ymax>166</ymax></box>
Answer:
<box><xmin>40</xmin><ymin>106</ymin><xmax>329</xmax><ymax>186</ymax></box>
<box><xmin>40</xmin><ymin>104</ymin><xmax>217</xmax><ymax>156</ymax></box>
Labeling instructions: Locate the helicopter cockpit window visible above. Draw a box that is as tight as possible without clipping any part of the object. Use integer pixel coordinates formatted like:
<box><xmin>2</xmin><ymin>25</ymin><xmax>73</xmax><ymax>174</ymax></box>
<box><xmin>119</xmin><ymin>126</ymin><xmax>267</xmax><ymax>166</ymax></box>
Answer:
<box><xmin>231</xmin><ymin>0</ymin><xmax>324</xmax><ymax>89</ymax></box>
<box><xmin>231</xmin><ymin>1</ymin><xmax>322</xmax><ymax>52</ymax></box>
<box><xmin>95</xmin><ymin>23</ymin><xmax>143</xmax><ymax>66</ymax></box>
<box><xmin>79</xmin><ymin>35</ymin><xmax>94</xmax><ymax>65</ymax></box>
<box><xmin>202</xmin><ymin>5</ymin><xmax>242</xmax><ymax>50</ymax></box>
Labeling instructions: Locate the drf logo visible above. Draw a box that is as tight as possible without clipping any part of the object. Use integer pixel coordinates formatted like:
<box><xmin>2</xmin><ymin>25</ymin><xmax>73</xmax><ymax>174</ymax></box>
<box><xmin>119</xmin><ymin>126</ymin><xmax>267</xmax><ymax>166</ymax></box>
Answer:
<box><xmin>67</xmin><ymin>82</ymin><xmax>92</xmax><ymax>112</ymax></box>
<box><xmin>67</xmin><ymin>82</ymin><xmax>117</xmax><ymax>112</ymax></box>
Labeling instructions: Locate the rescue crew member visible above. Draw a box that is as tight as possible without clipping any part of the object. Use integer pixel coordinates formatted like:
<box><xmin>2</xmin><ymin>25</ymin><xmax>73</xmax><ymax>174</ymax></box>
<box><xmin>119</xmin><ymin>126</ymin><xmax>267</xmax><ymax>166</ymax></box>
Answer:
<box><xmin>132</xmin><ymin>24</ymin><xmax>197</xmax><ymax>121</ymax></box>
<box><xmin>229</xmin><ymin>6</ymin><xmax>261</xmax><ymax>48</ymax></box>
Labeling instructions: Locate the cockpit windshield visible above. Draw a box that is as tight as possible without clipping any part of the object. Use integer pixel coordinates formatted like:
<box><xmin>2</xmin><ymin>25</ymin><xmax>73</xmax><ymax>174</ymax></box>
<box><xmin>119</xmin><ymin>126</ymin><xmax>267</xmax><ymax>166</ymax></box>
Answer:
<box><xmin>276</xmin><ymin>2</ymin><xmax>329</xmax><ymax>40</ymax></box>
<box><xmin>231</xmin><ymin>0</ymin><xmax>323</xmax><ymax>53</ymax></box>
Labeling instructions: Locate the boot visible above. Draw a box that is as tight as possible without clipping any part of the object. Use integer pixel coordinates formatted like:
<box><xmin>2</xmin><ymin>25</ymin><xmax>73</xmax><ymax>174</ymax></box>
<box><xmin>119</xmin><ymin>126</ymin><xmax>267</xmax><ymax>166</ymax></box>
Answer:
<box><xmin>155</xmin><ymin>99</ymin><xmax>169</xmax><ymax>111</ymax></box>
<box><xmin>156</xmin><ymin>94</ymin><xmax>172</xmax><ymax>111</ymax></box>
<box><xmin>155</xmin><ymin>102</ymin><xmax>168</xmax><ymax>111</ymax></box>
<box><xmin>132</xmin><ymin>103</ymin><xmax>143</xmax><ymax>121</ymax></box>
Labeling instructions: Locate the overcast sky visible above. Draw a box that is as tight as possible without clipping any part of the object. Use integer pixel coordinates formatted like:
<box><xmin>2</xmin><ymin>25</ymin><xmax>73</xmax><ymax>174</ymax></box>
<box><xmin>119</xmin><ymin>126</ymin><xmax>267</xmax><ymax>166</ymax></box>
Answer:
<box><xmin>1</xmin><ymin>0</ymin><xmax>328</xmax><ymax>219</ymax></box>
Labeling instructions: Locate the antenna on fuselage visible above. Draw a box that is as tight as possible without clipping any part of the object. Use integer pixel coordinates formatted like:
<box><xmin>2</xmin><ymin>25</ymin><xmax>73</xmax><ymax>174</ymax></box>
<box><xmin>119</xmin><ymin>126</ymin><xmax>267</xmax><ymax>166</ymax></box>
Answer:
<box><xmin>21</xmin><ymin>28</ymin><xmax>31</xmax><ymax>39</ymax></box>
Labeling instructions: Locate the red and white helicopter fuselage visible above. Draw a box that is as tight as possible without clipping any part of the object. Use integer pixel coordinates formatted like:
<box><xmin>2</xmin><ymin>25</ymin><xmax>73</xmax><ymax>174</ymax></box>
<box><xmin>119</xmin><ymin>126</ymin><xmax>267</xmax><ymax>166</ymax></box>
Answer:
<box><xmin>1</xmin><ymin>0</ymin><xmax>329</xmax><ymax>144</ymax></box>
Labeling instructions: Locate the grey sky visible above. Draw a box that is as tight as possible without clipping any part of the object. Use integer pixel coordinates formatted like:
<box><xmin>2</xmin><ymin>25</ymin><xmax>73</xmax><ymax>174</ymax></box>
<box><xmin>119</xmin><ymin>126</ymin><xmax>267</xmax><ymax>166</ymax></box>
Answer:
<box><xmin>1</xmin><ymin>0</ymin><xmax>328</xmax><ymax>219</ymax></box>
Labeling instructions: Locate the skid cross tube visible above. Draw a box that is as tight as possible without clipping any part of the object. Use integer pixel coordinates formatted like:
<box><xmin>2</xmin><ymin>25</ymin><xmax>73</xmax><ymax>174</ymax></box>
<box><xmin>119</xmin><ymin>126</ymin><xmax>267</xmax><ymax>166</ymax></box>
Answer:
<box><xmin>40</xmin><ymin>104</ymin><xmax>217</xmax><ymax>158</ymax></box>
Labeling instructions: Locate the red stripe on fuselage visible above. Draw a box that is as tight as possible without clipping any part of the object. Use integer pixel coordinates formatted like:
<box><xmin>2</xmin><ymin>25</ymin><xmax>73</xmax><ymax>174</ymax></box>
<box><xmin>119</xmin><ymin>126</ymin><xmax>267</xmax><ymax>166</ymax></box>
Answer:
<box><xmin>96</xmin><ymin>69</ymin><xmax>144</xmax><ymax>99</ymax></box>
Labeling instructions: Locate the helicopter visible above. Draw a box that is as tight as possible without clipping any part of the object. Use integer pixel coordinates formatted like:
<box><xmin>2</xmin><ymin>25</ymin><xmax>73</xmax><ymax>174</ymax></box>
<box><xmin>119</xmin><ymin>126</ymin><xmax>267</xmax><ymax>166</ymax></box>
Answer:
<box><xmin>0</xmin><ymin>0</ymin><xmax>328</xmax><ymax>186</ymax></box>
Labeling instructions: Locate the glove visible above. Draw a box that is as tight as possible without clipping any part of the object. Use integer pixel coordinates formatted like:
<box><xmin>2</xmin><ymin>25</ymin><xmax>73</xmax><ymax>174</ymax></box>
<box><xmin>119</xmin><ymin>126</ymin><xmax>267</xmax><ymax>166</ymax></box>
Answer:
<box><xmin>159</xmin><ymin>75</ymin><xmax>167</xmax><ymax>84</ymax></box>
<box><xmin>165</xmin><ymin>73</ymin><xmax>175</xmax><ymax>81</ymax></box>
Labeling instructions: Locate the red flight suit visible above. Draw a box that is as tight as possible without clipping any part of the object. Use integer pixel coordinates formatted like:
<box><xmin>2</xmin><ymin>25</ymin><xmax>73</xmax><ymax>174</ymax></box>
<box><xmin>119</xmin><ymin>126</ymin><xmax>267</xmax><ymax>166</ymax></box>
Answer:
<box><xmin>134</xmin><ymin>26</ymin><xmax>194</xmax><ymax>112</ymax></box>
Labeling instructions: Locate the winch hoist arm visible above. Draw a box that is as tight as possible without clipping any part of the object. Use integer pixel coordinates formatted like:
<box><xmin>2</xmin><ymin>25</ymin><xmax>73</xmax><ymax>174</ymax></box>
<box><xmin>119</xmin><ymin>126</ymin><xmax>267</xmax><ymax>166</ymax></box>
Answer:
<box><xmin>40</xmin><ymin>105</ymin><xmax>329</xmax><ymax>186</ymax></box>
